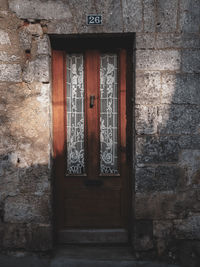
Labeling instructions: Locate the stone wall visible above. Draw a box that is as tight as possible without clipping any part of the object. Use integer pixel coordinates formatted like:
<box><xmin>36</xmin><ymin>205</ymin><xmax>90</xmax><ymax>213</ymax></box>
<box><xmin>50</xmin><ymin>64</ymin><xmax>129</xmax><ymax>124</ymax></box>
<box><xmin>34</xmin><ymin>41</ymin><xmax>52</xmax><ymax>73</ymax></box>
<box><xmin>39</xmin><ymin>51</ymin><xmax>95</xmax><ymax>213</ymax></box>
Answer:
<box><xmin>0</xmin><ymin>0</ymin><xmax>199</xmax><ymax>265</ymax></box>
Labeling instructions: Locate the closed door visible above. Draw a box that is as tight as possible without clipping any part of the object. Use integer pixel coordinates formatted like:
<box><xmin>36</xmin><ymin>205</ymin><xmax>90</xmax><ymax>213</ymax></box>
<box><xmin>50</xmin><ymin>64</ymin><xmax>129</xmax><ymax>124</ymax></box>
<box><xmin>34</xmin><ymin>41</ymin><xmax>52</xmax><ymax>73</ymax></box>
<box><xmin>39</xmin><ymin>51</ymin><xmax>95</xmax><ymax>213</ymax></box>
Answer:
<box><xmin>52</xmin><ymin>46</ymin><xmax>132</xmax><ymax>243</ymax></box>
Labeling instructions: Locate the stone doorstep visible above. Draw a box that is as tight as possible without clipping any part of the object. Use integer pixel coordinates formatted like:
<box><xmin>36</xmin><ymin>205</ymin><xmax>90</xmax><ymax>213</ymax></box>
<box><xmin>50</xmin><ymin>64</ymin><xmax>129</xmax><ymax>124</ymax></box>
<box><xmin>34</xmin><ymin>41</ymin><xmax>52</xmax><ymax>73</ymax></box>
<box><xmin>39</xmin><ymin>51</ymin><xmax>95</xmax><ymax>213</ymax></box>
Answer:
<box><xmin>0</xmin><ymin>246</ymin><xmax>180</xmax><ymax>267</ymax></box>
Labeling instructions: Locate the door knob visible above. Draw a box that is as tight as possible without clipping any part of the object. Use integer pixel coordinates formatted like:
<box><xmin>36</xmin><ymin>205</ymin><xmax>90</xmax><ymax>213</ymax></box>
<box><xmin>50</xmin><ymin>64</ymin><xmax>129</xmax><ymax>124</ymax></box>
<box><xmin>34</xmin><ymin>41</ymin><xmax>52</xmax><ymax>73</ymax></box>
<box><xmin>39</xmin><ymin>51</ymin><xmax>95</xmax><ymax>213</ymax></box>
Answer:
<box><xmin>90</xmin><ymin>95</ymin><xmax>95</xmax><ymax>108</ymax></box>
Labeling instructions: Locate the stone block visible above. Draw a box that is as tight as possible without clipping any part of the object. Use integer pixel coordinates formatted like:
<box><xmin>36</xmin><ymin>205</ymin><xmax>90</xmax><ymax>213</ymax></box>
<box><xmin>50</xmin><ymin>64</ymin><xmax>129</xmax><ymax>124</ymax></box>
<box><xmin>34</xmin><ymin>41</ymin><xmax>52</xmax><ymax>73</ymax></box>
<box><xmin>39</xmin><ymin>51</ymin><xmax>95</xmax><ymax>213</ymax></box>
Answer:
<box><xmin>136</xmin><ymin>50</ymin><xmax>181</xmax><ymax>71</ymax></box>
<box><xmin>0</xmin><ymin>29</ymin><xmax>10</xmax><ymax>45</ymax></box>
<box><xmin>3</xmin><ymin>223</ymin><xmax>27</xmax><ymax>248</ymax></box>
<box><xmin>0</xmin><ymin>52</ymin><xmax>19</xmax><ymax>62</ymax></box>
<box><xmin>179</xmin><ymin>135</ymin><xmax>200</xmax><ymax>150</ymax></box>
<box><xmin>8</xmin><ymin>0</ymin><xmax>72</xmax><ymax>20</ymax></box>
<box><xmin>19</xmin><ymin>28</ymin><xmax>32</xmax><ymax>50</ymax></box>
<box><xmin>22</xmin><ymin>55</ymin><xmax>50</xmax><ymax>82</ymax></box>
<box><xmin>27</xmin><ymin>223</ymin><xmax>53</xmax><ymax>251</ymax></box>
<box><xmin>25</xmin><ymin>23</ymin><xmax>43</xmax><ymax>36</ymax></box>
<box><xmin>135</xmin><ymin>190</ymin><xmax>200</xmax><ymax>219</ymax></box>
<box><xmin>135</xmin><ymin>71</ymin><xmax>161</xmax><ymax>104</ymax></box>
<box><xmin>4</xmin><ymin>194</ymin><xmax>50</xmax><ymax>223</ymax></box>
<box><xmin>135</xmin><ymin>106</ymin><xmax>157</xmax><ymax>135</ymax></box>
<box><xmin>36</xmin><ymin>82</ymin><xmax>50</xmax><ymax>108</ymax></box>
<box><xmin>0</xmin><ymin>64</ymin><xmax>21</xmax><ymax>82</ymax></box>
<box><xmin>178</xmin><ymin>240</ymin><xmax>200</xmax><ymax>267</ymax></box>
<box><xmin>122</xmin><ymin>0</ymin><xmax>143</xmax><ymax>32</ymax></box>
<box><xmin>136</xmin><ymin>136</ymin><xmax>179</xmax><ymax>164</ymax></box>
<box><xmin>180</xmin><ymin>0</ymin><xmax>200</xmax><ymax>33</ymax></box>
<box><xmin>158</xmin><ymin>105</ymin><xmax>200</xmax><ymax>135</ymax></box>
<box><xmin>156</xmin><ymin>33</ymin><xmax>200</xmax><ymax>49</ymax></box>
<box><xmin>153</xmin><ymin>220</ymin><xmax>173</xmax><ymax>238</ymax></box>
<box><xmin>3</xmin><ymin>223</ymin><xmax>52</xmax><ymax>250</ymax></box>
<box><xmin>67</xmin><ymin>0</ymin><xmax>97</xmax><ymax>34</ymax></box>
<box><xmin>136</xmin><ymin>33</ymin><xmax>156</xmax><ymax>49</ymax></box>
<box><xmin>18</xmin><ymin>165</ymin><xmax>50</xmax><ymax>195</ymax></box>
<box><xmin>161</xmin><ymin>73</ymin><xmax>200</xmax><ymax>105</ymax></box>
<box><xmin>136</xmin><ymin>166</ymin><xmax>182</xmax><ymax>193</ymax></box>
<box><xmin>143</xmin><ymin>0</ymin><xmax>156</xmax><ymax>32</ymax></box>
<box><xmin>95</xmin><ymin>0</ymin><xmax>123</xmax><ymax>33</ymax></box>
<box><xmin>182</xmin><ymin>50</ymin><xmax>200</xmax><ymax>73</ymax></box>
<box><xmin>156</xmin><ymin>0</ymin><xmax>178</xmax><ymax>32</ymax></box>
<box><xmin>37</xmin><ymin>35</ymin><xmax>50</xmax><ymax>55</ymax></box>
<box><xmin>174</xmin><ymin>216</ymin><xmax>200</xmax><ymax>239</ymax></box>
<box><xmin>0</xmin><ymin>0</ymin><xmax>8</xmax><ymax>10</ymax></box>
<box><xmin>48</xmin><ymin>19</ymin><xmax>77</xmax><ymax>35</ymax></box>
<box><xmin>135</xmin><ymin>220</ymin><xmax>154</xmax><ymax>251</ymax></box>
<box><xmin>178</xmin><ymin>150</ymin><xmax>200</xmax><ymax>187</ymax></box>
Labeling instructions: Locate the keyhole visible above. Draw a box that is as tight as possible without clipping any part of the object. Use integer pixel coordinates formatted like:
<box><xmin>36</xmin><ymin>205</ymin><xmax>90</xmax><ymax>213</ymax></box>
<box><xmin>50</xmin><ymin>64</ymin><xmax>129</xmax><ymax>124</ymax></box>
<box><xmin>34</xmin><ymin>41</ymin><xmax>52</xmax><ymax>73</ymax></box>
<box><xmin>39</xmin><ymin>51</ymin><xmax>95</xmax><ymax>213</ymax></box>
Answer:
<box><xmin>90</xmin><ymin>95</ymin><xmax>95</xmax><ymax>108</ymax></box>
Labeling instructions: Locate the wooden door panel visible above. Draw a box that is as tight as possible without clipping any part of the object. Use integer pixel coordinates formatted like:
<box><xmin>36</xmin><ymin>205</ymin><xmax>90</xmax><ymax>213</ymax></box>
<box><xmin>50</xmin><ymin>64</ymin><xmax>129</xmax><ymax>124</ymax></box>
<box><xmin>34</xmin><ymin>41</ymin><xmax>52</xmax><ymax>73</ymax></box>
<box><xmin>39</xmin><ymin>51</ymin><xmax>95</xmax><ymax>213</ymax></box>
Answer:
<box><xmin>85</xmin><ymin>50</ymin><xmax>100</xmax><ymax>178</ymax></box>
<box><xmin>52</xmin><ymin>47</ymin><xmax>131</xmax><ymax>242</ymax></box>
<box><xmin>64</xmin><ymin>189</ymin><xmax>122</xmax><ymax>227</ymax></box>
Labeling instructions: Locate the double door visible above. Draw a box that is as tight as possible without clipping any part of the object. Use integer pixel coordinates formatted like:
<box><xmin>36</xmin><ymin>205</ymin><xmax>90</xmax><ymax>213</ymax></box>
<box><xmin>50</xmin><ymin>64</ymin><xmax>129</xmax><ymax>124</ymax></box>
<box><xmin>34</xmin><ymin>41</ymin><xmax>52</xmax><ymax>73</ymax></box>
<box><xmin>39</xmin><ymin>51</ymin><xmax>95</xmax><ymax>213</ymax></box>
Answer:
<box><xmin>52</xmin><ymin>46</ymin><xmax>131</xmax><ymax>243</ymax></box>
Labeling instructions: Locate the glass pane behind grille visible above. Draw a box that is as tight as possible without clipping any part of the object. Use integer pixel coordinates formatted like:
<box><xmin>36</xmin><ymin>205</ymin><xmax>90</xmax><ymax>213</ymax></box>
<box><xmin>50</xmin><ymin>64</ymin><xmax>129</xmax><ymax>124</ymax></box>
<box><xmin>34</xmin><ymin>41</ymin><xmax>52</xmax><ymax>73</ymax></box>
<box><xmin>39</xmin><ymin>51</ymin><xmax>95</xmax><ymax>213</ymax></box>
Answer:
<box><xmin>66</xmin><ymin>54</ymin><xmax>85</xmax><ymax>174</ymax></box>
<box><xmin>100</xmin><ymin>54</ymin><xmax>118</xmax><ymax>174</ymax></box>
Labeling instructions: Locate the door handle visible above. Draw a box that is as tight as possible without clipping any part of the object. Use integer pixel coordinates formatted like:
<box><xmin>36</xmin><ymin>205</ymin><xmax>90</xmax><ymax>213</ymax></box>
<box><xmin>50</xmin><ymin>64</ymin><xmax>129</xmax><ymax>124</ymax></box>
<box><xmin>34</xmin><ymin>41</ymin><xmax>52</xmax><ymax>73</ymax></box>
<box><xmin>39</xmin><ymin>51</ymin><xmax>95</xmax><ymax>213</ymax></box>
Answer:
<box><xmin>90</xmin><ymin>95</ymin><xmax>95</xmax><ymax>108</ymax></box>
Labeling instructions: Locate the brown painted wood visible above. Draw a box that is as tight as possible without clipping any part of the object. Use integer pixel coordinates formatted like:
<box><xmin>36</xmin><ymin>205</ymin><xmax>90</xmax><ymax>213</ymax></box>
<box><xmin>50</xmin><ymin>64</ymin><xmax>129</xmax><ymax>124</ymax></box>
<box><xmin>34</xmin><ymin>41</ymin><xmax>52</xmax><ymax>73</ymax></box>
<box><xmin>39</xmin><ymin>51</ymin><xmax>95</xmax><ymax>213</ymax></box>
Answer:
<box><xmin>52</xmin><ymin>50</ymin><xmax>65</xmax><ymax>232</ymax></box>
<box><xmin>85</xmin><ymin>50</ymin><xmax>100</xmax><ymax>179</ymax></box>
<box><xmin>52</xmin><ymin>45</ymin><xmax>131</xmax><ymax>242</ymax></box>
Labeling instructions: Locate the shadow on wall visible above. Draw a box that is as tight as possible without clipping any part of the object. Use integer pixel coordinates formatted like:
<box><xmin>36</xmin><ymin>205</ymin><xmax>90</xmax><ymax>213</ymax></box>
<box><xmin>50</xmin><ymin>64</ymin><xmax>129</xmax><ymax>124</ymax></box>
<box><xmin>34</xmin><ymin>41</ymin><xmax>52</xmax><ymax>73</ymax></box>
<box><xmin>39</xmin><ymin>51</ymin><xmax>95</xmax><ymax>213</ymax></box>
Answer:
<box><xmin>135</xmin><ymin>2</ymin><xmax>200</xmax><ymax>265</ymax></box>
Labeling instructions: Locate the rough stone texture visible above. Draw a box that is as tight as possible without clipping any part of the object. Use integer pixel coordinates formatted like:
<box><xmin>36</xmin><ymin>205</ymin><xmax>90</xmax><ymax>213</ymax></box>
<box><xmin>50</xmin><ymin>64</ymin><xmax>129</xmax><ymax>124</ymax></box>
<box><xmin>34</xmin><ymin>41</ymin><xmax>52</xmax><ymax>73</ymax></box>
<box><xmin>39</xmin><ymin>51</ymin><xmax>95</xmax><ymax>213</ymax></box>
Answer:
<box><xmin>0</xmin><ymin>64</ymin><xmax>21</xmax><ymax>82</ymax></box>
<box><xmin>135</xmin><ymin>71</ymin><xmax>161</xmax><ymax>104</ymax></box>
<box><xmin>135</xmin><ymin>190</ymin><xmax>200</xmax><ymax>220</ymax></box>
<box><xmin>136</xmin><ymin>50</ymin><xmax>181</xmax><ymax>71</ymax></box>
<box><xmin>155</xmin><ymin>33</ymin><xmax>200</xmax><ymax>49</ymax></box>
<box><xmin>19</xmin><ymin>28</ymin><xmax>32</xmax><ymax>51</ymax></box>
<box><xmin>136</xmin><ymin>136</ymin><xmax>179</xmax><ymax>164</ymax></box>
<box><xmin>95</xmin><ymin>0</ymin><xmax>124</xmax><ymax>33</ymax></box>
<box><xmin>161</xmin><ymin>73</ymin><xmax>200</xmax><ymax>105</ymax></box>
<box><xmin>3</xmin><ymin>223</ymin><xmax>52</xmax><ymax>250</ymax></box>
<box><xmin>0</xmin><ymin>0</ymin><xmax>8</xmax><ymax>10</ymax></box>
<box><xmin>37</xmin><ymin>35</ymin><xmax>51</xmax><ymax>55</ymax></box>
<box><xmin>0</xmin><ymin>51</ymin><xmax>20</xmax><ymax>62</ymax></box>
<box><xmin>136</xmin><ymin>33</ymin><xmax>156</xmax><ymax>49</ymax></box>
<box><xmin>8</xmin><ymin>0</ymin><xmax>72</xmax><ymax>20</ymax></box>
<box><xmin>135</xmin><ymin>220</ymin><xmax>154</xmax><ymax>251</ymax></box>
<box><xmin>181</xmin><ymin>50</ymin><xmax>200</xmax><ymax>73</ymax></box>
<box><xmin>4</xmin><ymin>194</ymin><xmax>50</xmax><ymax>223</ymax></box>
<box><xmin>158</xmin><ymin>105</ymin><xmax>200</xmax><ymax>135</ymax></box>
<box><xmin>143</xmin><ymin>0</ymin><xmax>155</xmax><ymax>32</ymax></box>
<box><xmin>48</xmin><ymin>19</ymin><xmax>77</xmax><ymax>35</ymax></box>
<box><xmin>178</xmin><ymin>150</ymin><xmax>200</xmax><ymax>187</ymax></box>
<box><xmin>179</xmin><ymin>135</ymin><xmax>200</xmax><ymax>150</ymax></box>
<box><xmin>0</xmin><ymin>30</ymin><xmax>11</xmax><ymax>45</ymax></box>
<box><xmin>122</xmin><ymin>0</ymin><xmax>143</xmax><ymax>32</ymax></box>
<box><xmin>22</xmin><ymin>56</ymin><xmax>50</xmax><ymax>82</ymax></box>
<box><xmin>136</xmin><ymin>166</ymin><xmax>182</xmax><ymax>192</ymax></box>
<box><xmin>179</xmin><ymin>0</ymin><xmax>200</xmax><ymax>33</ymax></box>
<box><xmin>174</xmin><ymin>216</ymin><xmax>200</xmax><ymax>239</ymax></box>
<box><xmin>135</xmin><ymin>106</ymin><xmax>157</xmax><ymax>135</ymax></box>
<box><xmin>153</xmin><ymin>220</ymin><xmax>173</xmax><ymax>239</ymax></box>
<box><xmin>156</xmin><ymin>0</ymin><xmax>178</xmax><ymax>32</ymax></box>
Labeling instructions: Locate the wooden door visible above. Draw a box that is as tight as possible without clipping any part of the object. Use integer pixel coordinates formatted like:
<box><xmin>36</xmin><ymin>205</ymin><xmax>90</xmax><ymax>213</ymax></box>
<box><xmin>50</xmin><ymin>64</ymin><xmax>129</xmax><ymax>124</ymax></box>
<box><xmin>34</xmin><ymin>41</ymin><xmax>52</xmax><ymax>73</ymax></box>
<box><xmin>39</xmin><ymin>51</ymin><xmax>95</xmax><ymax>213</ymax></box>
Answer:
<box><xmin>52</xmin><ymin>46</ymin><xmax>132</xmax><ymax>244</ymax></box>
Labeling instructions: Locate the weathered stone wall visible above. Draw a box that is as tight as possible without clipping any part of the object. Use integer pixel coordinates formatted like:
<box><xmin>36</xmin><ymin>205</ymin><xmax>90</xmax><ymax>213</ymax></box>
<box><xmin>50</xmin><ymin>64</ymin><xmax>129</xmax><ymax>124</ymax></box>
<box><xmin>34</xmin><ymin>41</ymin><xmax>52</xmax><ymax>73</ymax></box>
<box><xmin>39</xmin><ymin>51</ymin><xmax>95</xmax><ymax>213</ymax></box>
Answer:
<box><xmin>0</xmin><ymin>0</ymin><xmax>199</xmax><ymax>265</ymax></box>
<box><xmin>0</xmin><ymin>0</ymin><xmax>52</xmax><ymax>251</ymax></box>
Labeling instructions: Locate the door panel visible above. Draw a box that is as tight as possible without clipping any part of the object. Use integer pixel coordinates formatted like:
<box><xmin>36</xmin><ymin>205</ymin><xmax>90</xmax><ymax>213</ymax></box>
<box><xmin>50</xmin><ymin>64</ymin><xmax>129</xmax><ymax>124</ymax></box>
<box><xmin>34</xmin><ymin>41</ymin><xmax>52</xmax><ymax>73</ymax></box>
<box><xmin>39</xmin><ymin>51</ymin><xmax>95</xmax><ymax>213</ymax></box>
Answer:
<box><xmin>52</xmin><ymin>47</ymin><xmax>130</xmax><ymax>243</ymax></box>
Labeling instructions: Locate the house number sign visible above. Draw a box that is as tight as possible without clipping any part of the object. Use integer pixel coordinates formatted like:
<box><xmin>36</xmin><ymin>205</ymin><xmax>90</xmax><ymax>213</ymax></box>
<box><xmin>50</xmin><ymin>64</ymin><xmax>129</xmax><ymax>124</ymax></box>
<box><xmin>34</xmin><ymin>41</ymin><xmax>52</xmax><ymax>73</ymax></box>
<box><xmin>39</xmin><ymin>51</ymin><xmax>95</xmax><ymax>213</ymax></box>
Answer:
<box><xmin>87</xmin><ymin>15</ymin><xmax>102</xmax><ymax>25</ymax></box>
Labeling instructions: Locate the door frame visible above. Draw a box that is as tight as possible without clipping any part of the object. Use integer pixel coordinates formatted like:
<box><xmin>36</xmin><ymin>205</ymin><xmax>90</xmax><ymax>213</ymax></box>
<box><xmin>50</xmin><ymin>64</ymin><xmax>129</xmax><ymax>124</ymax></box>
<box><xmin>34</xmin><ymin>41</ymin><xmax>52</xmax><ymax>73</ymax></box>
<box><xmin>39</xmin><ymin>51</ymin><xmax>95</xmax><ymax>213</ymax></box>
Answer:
<box><xmin>51</xmin><ymin>34</ymin><xmax>134</xmax><ymax>245</ymax></box>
